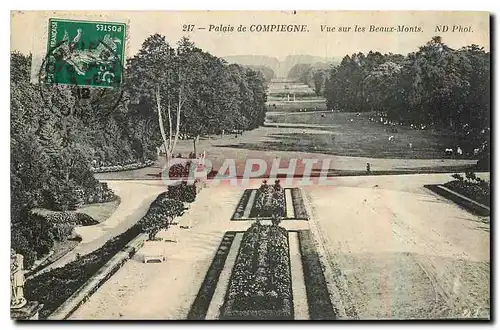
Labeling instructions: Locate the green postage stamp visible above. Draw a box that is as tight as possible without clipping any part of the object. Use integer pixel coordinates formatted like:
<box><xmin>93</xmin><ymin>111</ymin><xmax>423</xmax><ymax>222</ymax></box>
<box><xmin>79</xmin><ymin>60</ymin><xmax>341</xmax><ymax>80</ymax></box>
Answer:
<box><xmin>45</xmin><ymin>18</ymin><xmax>126</xmax><ymax>88</ymax></box>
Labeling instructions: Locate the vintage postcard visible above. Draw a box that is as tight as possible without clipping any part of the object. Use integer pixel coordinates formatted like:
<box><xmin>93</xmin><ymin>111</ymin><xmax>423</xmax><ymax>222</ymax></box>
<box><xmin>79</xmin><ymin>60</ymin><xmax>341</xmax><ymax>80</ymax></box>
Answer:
<box><xmin>10</xmin><ymin>10</ymin><xmax>490</xmax><ymax>320</ymax></box>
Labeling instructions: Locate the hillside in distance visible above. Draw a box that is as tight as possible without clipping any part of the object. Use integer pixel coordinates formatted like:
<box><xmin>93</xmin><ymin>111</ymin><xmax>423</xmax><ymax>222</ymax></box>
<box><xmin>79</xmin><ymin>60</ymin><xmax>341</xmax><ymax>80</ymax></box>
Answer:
<box><xmin>224</xmin><ymin>54</ymin><xmax>337</xmax><ymax>77</ymax></box>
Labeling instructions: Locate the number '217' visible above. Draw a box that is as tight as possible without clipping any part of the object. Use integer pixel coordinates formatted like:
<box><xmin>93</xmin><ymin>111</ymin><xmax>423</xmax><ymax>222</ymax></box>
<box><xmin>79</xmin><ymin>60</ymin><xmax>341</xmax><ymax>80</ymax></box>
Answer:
<box><xmin>182</xmin><ymin>24</ymin><xmax>195</xmax><ymax>32</ymax></box>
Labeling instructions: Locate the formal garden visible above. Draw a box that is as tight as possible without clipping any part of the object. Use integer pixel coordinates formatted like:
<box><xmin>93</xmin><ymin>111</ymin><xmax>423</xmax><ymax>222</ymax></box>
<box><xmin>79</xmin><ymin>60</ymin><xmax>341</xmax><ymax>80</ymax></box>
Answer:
<box><xmin>187</xmin><ymin>182</ymin><xmax>336</xmax><ymax>320</ymax></box>
<box><xmin>24</xmin><ymin>177</ymin><xmax>337</xmax><ymax>320</ymax></box>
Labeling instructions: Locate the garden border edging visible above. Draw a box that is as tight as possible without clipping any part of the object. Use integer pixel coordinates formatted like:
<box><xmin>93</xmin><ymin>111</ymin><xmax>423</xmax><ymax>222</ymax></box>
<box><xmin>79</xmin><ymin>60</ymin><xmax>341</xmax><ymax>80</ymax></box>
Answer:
<box><xmin>91</xmin><ymin>160</ymin><xmax>155</xmax><ymax>173</ymax></box>
<box><xmin>424</xmin><ymin>184</ymin><xmax>490</xmax><ymax>216</ymax></box>
<box><xmin>46</xmin><ymin>233</ymin><xmax>148</xmax><ymax>320</ymax></box>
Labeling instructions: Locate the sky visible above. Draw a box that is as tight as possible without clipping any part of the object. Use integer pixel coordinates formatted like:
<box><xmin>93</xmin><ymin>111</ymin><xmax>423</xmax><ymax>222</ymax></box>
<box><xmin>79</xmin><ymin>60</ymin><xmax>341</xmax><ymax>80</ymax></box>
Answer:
<box><xmin>11</xmin><ymin>10</ymin><xmax>490</xmax><ymax>61</ymax></box>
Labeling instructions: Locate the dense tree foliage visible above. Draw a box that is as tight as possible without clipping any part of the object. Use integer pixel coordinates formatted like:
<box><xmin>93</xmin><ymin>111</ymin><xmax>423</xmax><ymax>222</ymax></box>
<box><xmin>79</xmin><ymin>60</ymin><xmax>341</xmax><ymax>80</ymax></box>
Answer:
<box><xmin>287</xmin><ymin>62</ymin><xmax>330</xmax><ymax>96</ymax></box>
<box><xmin>11</xmin><ymin>36</ymin><xmax>268</xmax><ymax>267</ymax></box>
<box><xmin>243</xmin><ymin>65</ymin><xmax>276</xmax><ymax>83</ymax></box>
<box><xmin>126</xmin><ymin>35</ymin><xmax>268</xmax><ymax>153</ymax></box>
<box><xmin>324</xmin><ymin>36</ymin><xmax>490</xmax><ymax>155</ymax></box>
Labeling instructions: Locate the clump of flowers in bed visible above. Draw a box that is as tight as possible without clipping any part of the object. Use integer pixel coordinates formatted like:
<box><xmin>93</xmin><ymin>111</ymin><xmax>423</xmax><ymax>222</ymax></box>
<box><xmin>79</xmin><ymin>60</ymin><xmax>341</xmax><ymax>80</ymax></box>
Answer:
<box><xmin>222</xmin><ymin>222</ymin><xmax>292</xmax><ymax>318</ymax></box>
<box><xmin>254</xmin><ymin>180</ymin><xmax>286</xmax><ymax>225</ymax></box>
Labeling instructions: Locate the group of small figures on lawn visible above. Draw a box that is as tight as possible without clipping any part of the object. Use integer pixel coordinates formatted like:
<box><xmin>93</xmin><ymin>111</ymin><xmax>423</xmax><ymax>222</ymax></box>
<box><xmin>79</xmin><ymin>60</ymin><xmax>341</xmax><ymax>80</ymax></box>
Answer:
<box><xmin>255</xmin><ymin>180</ymin><xmax>286</xmax><ymax>225</ymax></box>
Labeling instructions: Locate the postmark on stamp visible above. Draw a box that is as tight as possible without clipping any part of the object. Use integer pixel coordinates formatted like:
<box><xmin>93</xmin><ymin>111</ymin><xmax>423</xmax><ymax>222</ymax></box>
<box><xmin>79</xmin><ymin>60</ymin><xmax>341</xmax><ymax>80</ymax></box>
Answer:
<box><xmin>44</xmin><ymin>18</ymin><xmax>126</xmax><ymax>88</ymax></box>
<box><xmin>38</xmin><ymin>18</ymin><xmax>127</xmax><ymax>120</ymax></box>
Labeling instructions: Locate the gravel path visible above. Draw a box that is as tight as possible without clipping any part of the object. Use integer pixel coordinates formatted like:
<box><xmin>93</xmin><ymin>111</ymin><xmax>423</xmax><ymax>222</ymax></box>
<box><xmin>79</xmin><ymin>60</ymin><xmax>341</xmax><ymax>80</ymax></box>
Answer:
<box><xmin>305</xmin><ymin>173</ymin><xmax>490</xmax><ymax>319</ymax></box>
<box><xmin>40</xmin><ymin>181</ymin><xmax>167</xmax><ymax>273</ymax></box>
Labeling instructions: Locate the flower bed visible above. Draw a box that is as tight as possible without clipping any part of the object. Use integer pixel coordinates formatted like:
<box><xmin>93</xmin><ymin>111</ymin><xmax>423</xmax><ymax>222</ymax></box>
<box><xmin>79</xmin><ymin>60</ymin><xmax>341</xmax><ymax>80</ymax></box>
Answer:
<box><xmin>291</xmin><ymin>188</ymin><xmax>309</xmax><ymax>220</ymax></box>
<box><xmin>443</xmin><ymin>180</ymin><xmax>490</xmax><ymax>207</ymax></box>
<box><xmin>220</xmin><ymin>223</ymin><xmax>293</xmax><ymax>320</ymax></box>
<box><xmin>91</xmin><ymin>160</ymin><xmax>155</xmax><ymax>173</ymax></box>
<box><xmin>249</xmin><ymin>180</ymin><xmax>286</xmax><ymax>219</ymax></box>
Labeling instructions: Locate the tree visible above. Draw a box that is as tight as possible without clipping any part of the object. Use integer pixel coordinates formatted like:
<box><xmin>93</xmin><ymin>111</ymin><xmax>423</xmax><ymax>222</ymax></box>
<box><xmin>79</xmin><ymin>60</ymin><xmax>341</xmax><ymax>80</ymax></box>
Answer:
<box><xmin>243</xmin><ymin>65</ymin><xmax>275</xmax><ymax>82</ymax></box>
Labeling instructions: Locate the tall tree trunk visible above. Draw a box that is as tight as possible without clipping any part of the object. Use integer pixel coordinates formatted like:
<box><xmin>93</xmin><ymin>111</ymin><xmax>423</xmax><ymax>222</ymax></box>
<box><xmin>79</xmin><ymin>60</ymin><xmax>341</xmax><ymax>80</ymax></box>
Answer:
<box><xmin>171</xmin><ymin>71</ymin><xmax>184</xmax><ymax>154</ymax></box>
<box><xmin>156</xmin><ymin>85</ymin><xmax>169</xmax><ymax>158</ymax></box>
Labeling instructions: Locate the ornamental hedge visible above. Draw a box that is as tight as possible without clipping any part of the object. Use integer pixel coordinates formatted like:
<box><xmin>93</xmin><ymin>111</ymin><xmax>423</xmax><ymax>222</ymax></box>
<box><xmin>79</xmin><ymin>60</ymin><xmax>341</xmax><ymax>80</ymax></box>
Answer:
<box><xmin>138</xmin><ymin>192</ymin><xmax>186</xmax><ymax>240</ymax></box>
<box><xmin>167</xmin><ymin>180</ymin><xmax>198</xmax><ymax>203</ymax></box>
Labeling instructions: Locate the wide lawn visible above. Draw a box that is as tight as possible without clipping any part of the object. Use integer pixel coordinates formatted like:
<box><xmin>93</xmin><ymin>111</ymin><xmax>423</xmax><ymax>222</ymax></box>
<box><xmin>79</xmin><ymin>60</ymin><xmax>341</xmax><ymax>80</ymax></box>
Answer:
<box><xmin>266</xmin><ymin>99</ymin><xmax>327</xmax><ymax>112</ymax></box>
<box><xmin>261</xmin><ymin>111</ymin><xmax>474</xmax><ymax>159</ymax></box>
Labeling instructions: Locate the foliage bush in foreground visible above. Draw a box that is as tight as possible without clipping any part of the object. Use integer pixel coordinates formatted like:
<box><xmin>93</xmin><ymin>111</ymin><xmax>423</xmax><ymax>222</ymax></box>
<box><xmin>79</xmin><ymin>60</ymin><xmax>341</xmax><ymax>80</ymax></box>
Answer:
<box><xmin>11</xmin><ymin>210</ymin><xmax>98</xmax><ymax>269</ymax></box>
<box><xmin>25</xmin><ymin>189</ymin><xmax>187</xmax><ymax>318</ymax></box>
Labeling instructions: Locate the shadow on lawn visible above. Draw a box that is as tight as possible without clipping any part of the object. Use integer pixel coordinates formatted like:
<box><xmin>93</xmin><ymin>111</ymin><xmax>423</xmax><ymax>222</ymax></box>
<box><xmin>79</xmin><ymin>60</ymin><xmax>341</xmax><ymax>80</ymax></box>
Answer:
<box><xmin>217</xmin><ymin>132</ymin><xmax>344</xmax><ymax>155</ymax></box>
<box><xmin>217</xmin><ymin>132</ymin><xmax>475</xmax><ymax>160</ymax></box>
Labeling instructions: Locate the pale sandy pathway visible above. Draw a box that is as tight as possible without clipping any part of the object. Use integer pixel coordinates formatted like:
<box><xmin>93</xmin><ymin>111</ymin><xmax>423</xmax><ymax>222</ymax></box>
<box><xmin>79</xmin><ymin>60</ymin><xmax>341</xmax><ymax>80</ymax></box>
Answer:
<box><xmin>42</xmin><ymin>181</ymin><xmax>167</xmax><ymax>272</ymax></box>
<box><xmin>305</xmin><ymin>174</ymin><xmax>490</xmax><ymax>319</ymax></box>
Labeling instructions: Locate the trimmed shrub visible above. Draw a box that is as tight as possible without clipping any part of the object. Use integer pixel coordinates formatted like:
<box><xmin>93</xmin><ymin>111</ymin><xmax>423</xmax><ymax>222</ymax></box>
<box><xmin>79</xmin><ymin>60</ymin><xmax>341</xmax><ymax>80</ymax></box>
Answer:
<box><xmin>88</xmin><ymin>182</ymin><xmax>116</xmax><ymax>204</ymax></box>
<box><xmin>75</xmin><ymin>212</ymin><xmax>98</xmax><ymax>226</ymax></box>
<box><xmin>31</xmin><ymin>210</ymin><xmax>98</xmax><ymax>226</ymax></box>
<box><xmin>91</xmin><ymin>160</ymin><xmax>155</xmax><ymax>173</ymax></box>
<box><xmin>167</xmin><ymin>181</ymin><xmax>197</xmax><ymax>203</ymax></box>
<box><xmin>139</xmin><ymin>193</ymin><xmax>186</xmax><ymax>240</ymax></box>
<box><xmin>168</xmin><ymin>161</ymin><xmax>193</xmax><ymax>179</ymax></box>
<box><xmin>52</xmin><ymin>223</ymin><xmax>77</xmax><ymax>241</ymax></box>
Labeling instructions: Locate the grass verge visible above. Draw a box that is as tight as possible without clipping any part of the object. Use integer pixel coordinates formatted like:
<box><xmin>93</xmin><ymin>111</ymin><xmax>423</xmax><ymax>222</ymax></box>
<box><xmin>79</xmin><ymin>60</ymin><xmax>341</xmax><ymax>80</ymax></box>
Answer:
<box><xmin>75</xmin><ymin>197</ymin><xmax>121</xmax><ymax>223</ymax></box>
<box><xmin>231</xmin><ymin>190</ymin><xmax>252</xmax><ymax>220</ymax></box>
<box><xmin>291</xmin><ymin>188</ymin><xmax>309</xmax><ymax>220</ymax></box>
<box><xmin>187</xmin><ymin>231</ymin><xmax>237</xmax><ymax>320</ymax></box>
<box><xmin>298</xmin><ymin>230</ymin><xmax>336</xmax><ymax>320</ymax></box>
